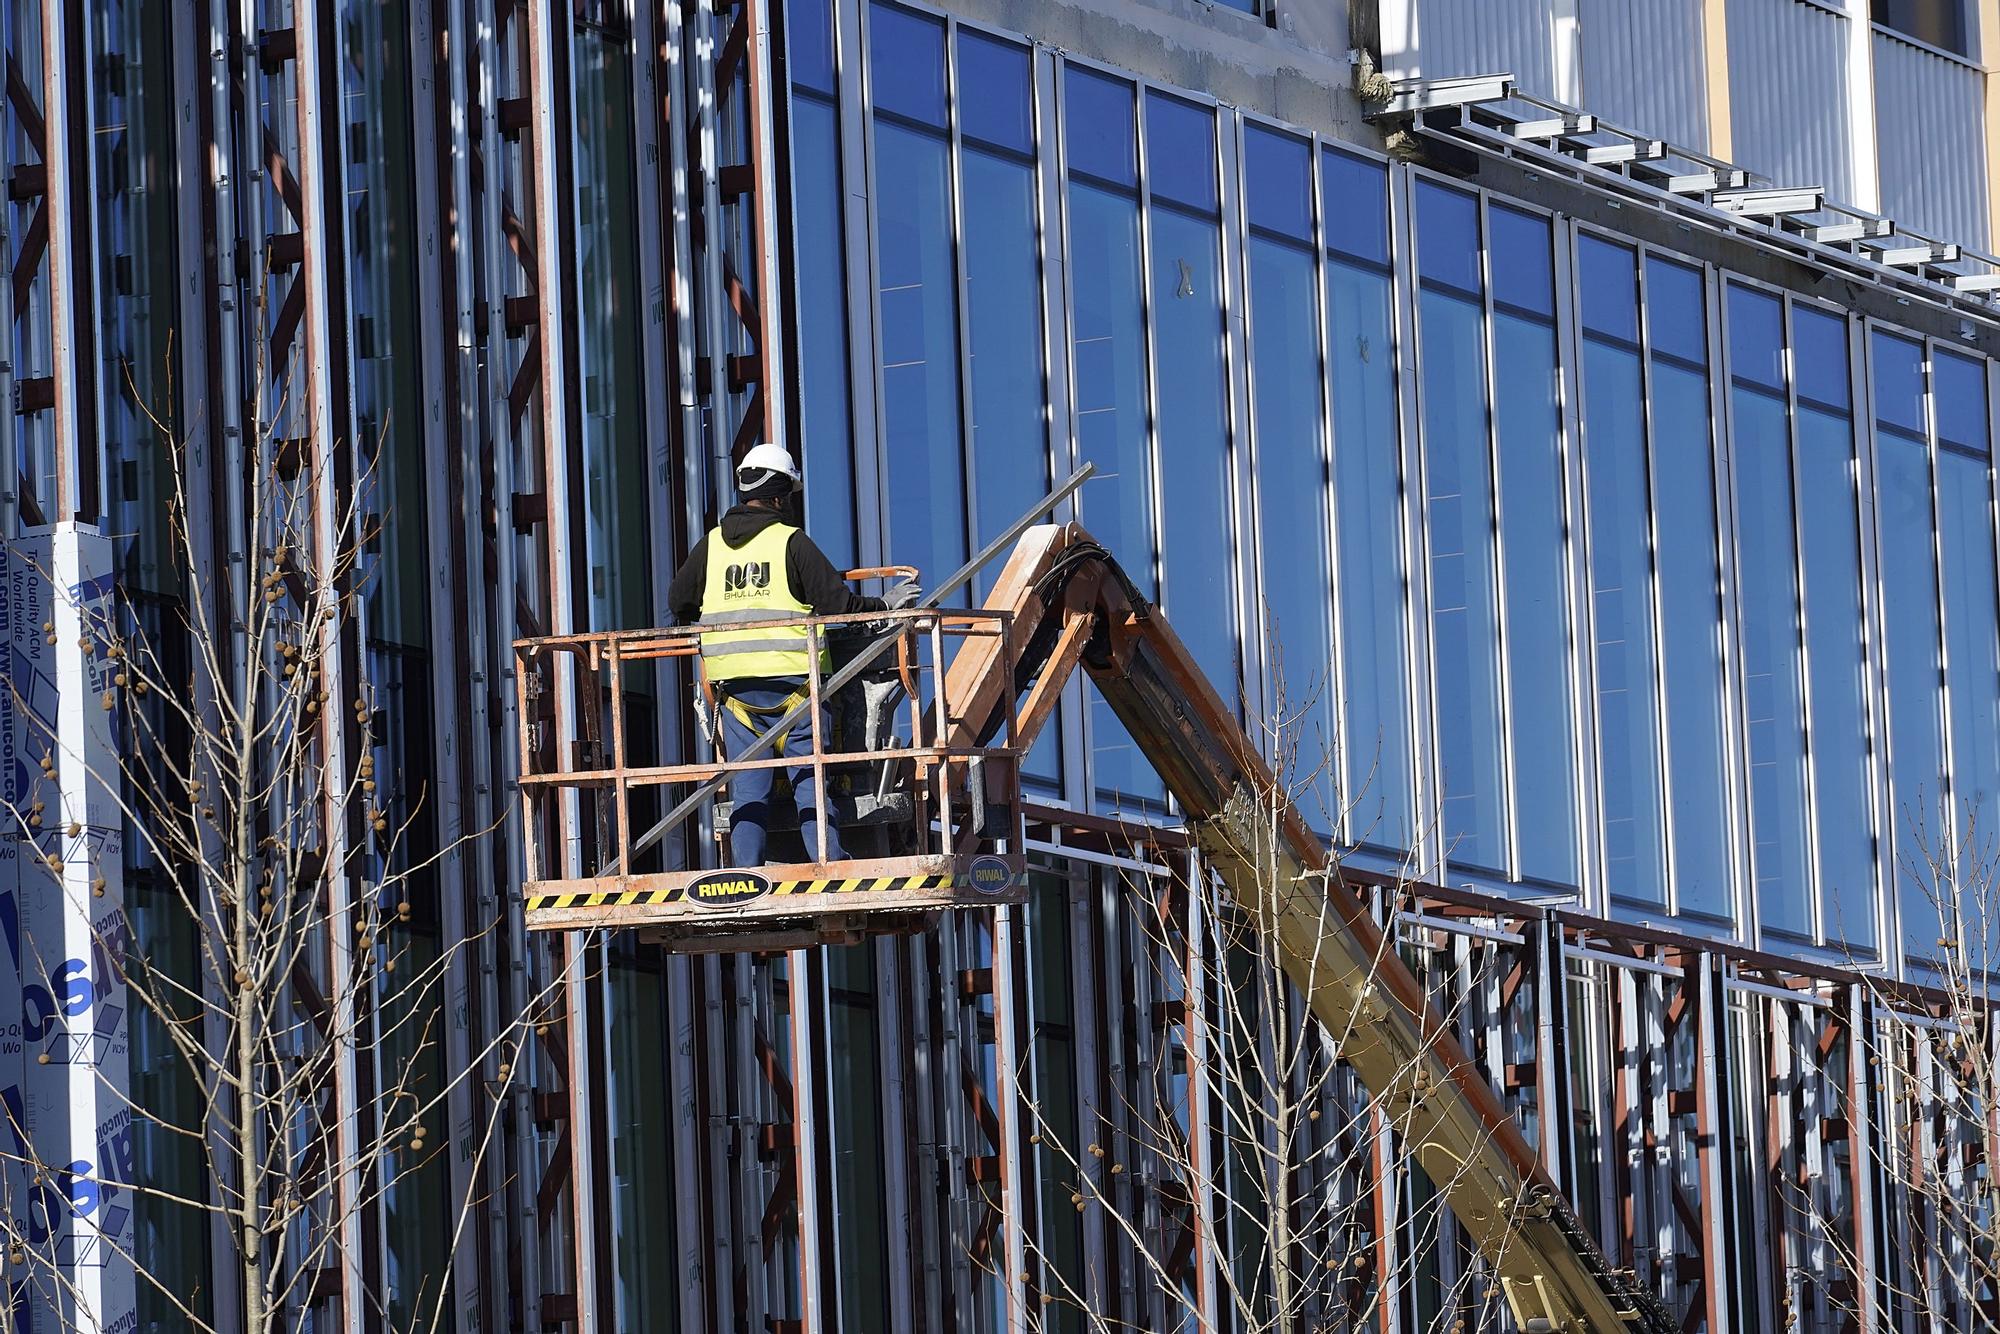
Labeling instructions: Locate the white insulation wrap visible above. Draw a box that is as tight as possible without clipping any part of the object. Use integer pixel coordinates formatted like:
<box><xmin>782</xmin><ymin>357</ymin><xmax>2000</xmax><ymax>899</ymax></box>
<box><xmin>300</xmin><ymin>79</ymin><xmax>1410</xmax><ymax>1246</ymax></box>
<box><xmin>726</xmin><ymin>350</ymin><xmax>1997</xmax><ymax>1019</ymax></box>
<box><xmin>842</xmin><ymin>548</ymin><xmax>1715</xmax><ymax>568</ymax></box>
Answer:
<box><xmin>1873</xmin><ymin>28</ymin><xmax>1990</xmax><ymax>248</ymax></box>
<box><xmin>1726</xmin><ymin>0</ymin><xmax>1856</xmax><ymax>201</ymax></box>
<box><xmin>1578</xmin><ymin>0</ymin><xmax>1711</xmax><ymax>148</ymax></box>
<box><xmin>1</xmin><ymin>529</ymin><xmax>133</xmax><ymax>1334</ymax></box>
<box><xmin>1380</xmin><ymin>0</ymin><xmax>1559</xmax><ymax>94</ymax></box>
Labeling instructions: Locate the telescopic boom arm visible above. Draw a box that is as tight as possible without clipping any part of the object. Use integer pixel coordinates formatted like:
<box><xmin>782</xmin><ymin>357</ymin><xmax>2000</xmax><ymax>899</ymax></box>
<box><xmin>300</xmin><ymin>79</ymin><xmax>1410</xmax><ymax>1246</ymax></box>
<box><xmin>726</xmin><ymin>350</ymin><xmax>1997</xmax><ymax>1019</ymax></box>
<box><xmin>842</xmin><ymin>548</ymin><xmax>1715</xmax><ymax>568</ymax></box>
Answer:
<box><xmin>943</xmin><ymin>522</ymin><xmax>1672</xmax><ymax>1334</ymax></box>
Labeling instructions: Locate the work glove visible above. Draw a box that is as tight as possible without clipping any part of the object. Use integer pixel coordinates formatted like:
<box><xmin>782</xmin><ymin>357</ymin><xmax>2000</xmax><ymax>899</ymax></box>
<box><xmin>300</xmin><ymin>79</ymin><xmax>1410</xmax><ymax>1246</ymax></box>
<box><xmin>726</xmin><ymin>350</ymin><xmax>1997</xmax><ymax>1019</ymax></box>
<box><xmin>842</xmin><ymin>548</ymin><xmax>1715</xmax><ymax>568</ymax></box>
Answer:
<box><xmin>885</xmin><ymin>576</ymin><xmax>921</xmax><ymax>611</ymax></box>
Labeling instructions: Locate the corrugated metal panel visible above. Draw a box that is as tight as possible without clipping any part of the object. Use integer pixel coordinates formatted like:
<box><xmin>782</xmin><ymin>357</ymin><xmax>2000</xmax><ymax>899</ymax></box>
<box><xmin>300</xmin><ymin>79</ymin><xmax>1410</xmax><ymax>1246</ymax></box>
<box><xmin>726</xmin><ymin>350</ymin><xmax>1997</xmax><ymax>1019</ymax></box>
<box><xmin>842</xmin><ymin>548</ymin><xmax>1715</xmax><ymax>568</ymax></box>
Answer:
<box><xmin>1577</xmin><ymin>0</ymin><xmax>1709</xmax><ymax>148</ymax></box>
<box><xmin>1873</xmin><ymin>29</ymin><xmax>1990</xmax><ymax>248</ymax></box>
<box><xmin>1381</xmin><ymin>0</ymin><xmax>1557</xmax><ymax>95</ymax></box>
<box><xmin>1726</xmin><ymin>0</ymin><xmax>1854</xmax><ymax>201</ymax></box>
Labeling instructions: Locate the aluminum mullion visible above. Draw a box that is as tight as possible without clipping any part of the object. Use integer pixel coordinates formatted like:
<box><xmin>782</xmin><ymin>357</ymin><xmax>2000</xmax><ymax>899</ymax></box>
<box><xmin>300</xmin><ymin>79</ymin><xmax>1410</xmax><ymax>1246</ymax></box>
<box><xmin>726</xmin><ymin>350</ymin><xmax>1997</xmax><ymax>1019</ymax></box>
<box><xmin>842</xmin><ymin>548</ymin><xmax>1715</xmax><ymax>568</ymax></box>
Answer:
<box><xmin>470</xmin><ymin>3</ymin><xmax>547</xmax><ymax>1319</ymax></box>
<box><xmin>523</xmin><ymin>3</ymin><xmax>604</xmax><ymax>1324</ymax></box>
<box><xmin>1631</xmin><ymin>247</ymin><xmax>1684</xmax><ymax>916</ymax></box>
<box><xmin>1703</xmin><ymin>263</ymin><xmax>1756</xmax><ymax>942</ymax></box>
<box><xmin>1777</xmin><ymin>294</ymin><xmax>1832</xmax><ymax>948</ymax></box>
<box><xmin>1848</xmin><ymin>322</ymin><xmax>1896</xmax><ymax>972</ymax></box>
<box><xmin>851</xmin><ymin>0</ymin><xmax>892</xmax><ymax>566</ymax></box>
<box><xmin>1473</xmin><ymin>191</ymin><xmax>1524</xmax><ymax>887</ymax></box>
<box><xmin>1392</xmin><ymin>163</ymin><xmax>1444</xmax><ymax>885</ymax></box>
<box><xmin>403</xmin><ymin>9</ymin><xmax>501</xmax><ymax>1329</ymax></box>
<box><xmin>1555</xmin><ymin>219</ymin><xmax>1605</xmax><ymax>914</ymax></box>
<box><xmin>39</xmin><ymin>0</ymin><xmax>102</xmax><ymax>524</ymax></box>
<box><xmin>1038</xmin><ymin>51</ymin><xmax>1090</xmax><ymax>808</ymax></box>
<box><xmin>942</xmin><ymin>15</ymin><xmax>979</xmax><ymax>594</ymax></box>
<box><xmin>1215</xmin><ymin>109</ymin><xmax>1255</xmax><ymax>755</ymax></box>
<box><xmin>290</xmin><ymin>5</ymin><xmax>379</xmax><ymax>1323</ymax></box>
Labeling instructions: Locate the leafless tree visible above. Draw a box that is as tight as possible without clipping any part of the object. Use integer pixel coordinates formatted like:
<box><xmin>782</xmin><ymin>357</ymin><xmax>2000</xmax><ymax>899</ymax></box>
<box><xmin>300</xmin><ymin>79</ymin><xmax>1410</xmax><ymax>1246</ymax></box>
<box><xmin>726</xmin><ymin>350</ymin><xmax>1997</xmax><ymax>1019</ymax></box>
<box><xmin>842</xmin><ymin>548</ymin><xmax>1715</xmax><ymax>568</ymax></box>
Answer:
<box><xmin>1805</xmin><ymin>798</ymin><xmax>2000</xmax><ymax>1334</ymax></box>
<box><xmin>0</xmin><ymin>337</ymin><xmax>554</xmax><ymax>1334</ymax></box>
<box><xmin>1006</xmin><ymin>662</ymin><xmax>1526</xmax><ymax>1333</ymax></box>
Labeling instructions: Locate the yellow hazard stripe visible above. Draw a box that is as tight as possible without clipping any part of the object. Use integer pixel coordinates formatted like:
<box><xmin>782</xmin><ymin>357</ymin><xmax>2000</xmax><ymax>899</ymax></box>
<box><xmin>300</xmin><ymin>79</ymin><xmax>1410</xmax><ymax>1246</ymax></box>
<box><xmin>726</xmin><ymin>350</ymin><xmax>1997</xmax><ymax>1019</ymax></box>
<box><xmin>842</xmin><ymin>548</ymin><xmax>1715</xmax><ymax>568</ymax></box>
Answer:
<box><xmin>526</xmin><ymin>873</ymin><xmax>958</xmax><ymax>913</ymax></box>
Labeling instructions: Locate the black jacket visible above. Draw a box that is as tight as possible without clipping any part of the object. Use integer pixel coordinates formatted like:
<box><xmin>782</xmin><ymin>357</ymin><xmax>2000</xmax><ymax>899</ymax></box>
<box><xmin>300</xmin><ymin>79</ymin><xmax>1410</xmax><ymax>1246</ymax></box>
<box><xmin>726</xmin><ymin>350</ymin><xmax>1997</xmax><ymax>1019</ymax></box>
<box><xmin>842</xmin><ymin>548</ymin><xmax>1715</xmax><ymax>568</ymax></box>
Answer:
<box><xmin>667</xmin><ymin>503</ymin><xmax>886</xmax><ymax>628</ymax></box>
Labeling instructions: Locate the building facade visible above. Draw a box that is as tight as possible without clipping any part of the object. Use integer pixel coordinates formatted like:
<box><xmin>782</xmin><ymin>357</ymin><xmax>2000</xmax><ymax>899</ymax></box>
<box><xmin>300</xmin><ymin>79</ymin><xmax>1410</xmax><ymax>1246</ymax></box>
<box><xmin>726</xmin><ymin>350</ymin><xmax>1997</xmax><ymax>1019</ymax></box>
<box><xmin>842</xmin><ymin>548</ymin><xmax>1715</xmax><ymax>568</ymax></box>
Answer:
<box><xmin>8</xmin><ymin>0</ymin><xmax>2000</xmax><ymax>1331</ymax></box>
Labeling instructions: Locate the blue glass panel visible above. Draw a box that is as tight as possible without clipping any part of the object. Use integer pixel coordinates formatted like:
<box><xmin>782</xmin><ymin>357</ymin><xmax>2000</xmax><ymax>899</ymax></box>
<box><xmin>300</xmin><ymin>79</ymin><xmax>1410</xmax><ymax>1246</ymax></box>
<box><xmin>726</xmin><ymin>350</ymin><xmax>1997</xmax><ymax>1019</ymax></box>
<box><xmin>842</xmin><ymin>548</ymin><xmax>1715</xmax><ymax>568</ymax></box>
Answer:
<box><xmin>1583</xmin><ymin>334</ymin><xmax>1664</xmax><ymax>904</ymax></box>
<box><xmin>1730</xmin><ymin>382</ymin><xmax>1812</xmax><ymax>932</ymax></box>
<box><xmin>1489</xmin><ymin>206</ymin><xmax>1553</xmax><ymax>317</ymax></box>
<box><xmin>793</xmin><ymin>96</ymin><xmax>857</xmax><ymax>566</ymax></box>
<box><xmin>1577</xmin><ymin>235</ymin><xmax>1639</xmax><ymax>343</ymax></box>
<box><xmin>1874</xmin><ymin>331</ymin><xmax>1927</xmax><ymax>437</ymax></box>
<box><xmin>790</xmin><ymin>0</ymin><xmax>836</xmax><ymax>94</ymax></box>
<box><xmin>1496</xmin><ymin>310</ymin><xmax>1577</xmax><ymax>885</ymax></box>
<box><xmin>1251</xmin><ymin>235</ymin><xmax>1334</xmax><ymax>823</ymax></box>
<box><xmin>1878</xmin><ymin>425</ymin><xmax>1945</xmax><ymax>957</ymax></box>
<box><xmin>1152</xmin><ymin>207</ymin><xmax>1237</xmax><ymax>703</ymax></box>
<box><xmin>1940</xmin><ymin>449</ymin><xmax>2000</xmax><ymax>955</ymax></box>
<box><xmin>1323</xmin><ymin>148</ymin><xmax>1388</xmax><ymax>266</ymax></box>
<box><xmin>1064</xmin><ymin>66</ymin><xmax>1136</xmax><ymax>188</ymax></box>
<box><xmin>1069</xmin><ymin>177</ymin><xmax>1159</xmax><ymax>801</ymax></box>
<box><xmin>1245</xmin><ymin>124</ymin><xmax>1311</xmax><ymax>240</ymax></box>
<box><xmin>1650</xmin><ymin>356</ymin><xmax>1733</xmax><ymax>918</ymax></box>
<box><xmin>1416</xmin><ymin>181</ymin><xmax>1480</xmax><ymax>295</ymax></box>
<box><xmin>1145</xmin><ymin>92</ymin><xmax>1218</xmax><ymax>214</ymax></box>
<box><xmin>1793</xmin><ymin>307</ymin><xmax>1850</xmax><ymax>409</ymax></box>
<box><xmin>1935</xmin><ymin>350</ymin><xmax>1988</xmax><ymax>452</ymax></box>
<box><xmin>1329</xmin><ymin>260</ymin><xmax>1414</xmax><ymax>850</ymax></box>
<box><xmin>1796</xmin><ymin>402</ymin><xmax>1875</xmax><ymax>948</ymax></box>
<box><xmin>957</xmin><ymin>31</ymin><xmax>1032</xmax><ymax>154</ymax></box>
<box><xmin>869</xmin><ymin>3</ymin><xmax>946</xmax><ymax>127</ymax></box>
<box><xmin>964</xmin><ymin>147</ymin><xmax>1048</xmax><ymax>591</ymax></box>
<box><xmin>874</xmin><ymin>120</ymin><xmax>966</xmax><ymax>591</ymax></box>
<box><xmin>1727</xmin><ymin>285</ymin><xmax>1785</xmax><ymax>391</ymax></box>
<box><xmin>963</xmin><ymin>141</ymin><xmax>1058</xmax><ymax>781</ymax></box>
<box><xmin>1646</xmin><ymin>258</ymin><xmax>1707</xmax><ymax>366</ymax></box>
<box><xmin>1421</xmin><ymin>287</ymin><xmax>1506</xmax><ymax>869</ymax></box>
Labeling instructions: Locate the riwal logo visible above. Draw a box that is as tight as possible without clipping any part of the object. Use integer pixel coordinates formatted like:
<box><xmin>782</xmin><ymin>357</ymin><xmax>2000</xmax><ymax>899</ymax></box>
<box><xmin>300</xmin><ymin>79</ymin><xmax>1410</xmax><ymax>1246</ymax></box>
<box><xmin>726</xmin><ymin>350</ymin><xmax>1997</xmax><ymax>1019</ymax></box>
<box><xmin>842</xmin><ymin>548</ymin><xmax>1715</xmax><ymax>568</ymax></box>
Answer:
<box><xmin>687</xmin><ymin>869</ymin><xmax>772</xmax><ymax>907</ymax></box>
<box><xmin>968</xmin><ymin>856</ymin><xmax>1015</xmax><ymax>897</ymax></box>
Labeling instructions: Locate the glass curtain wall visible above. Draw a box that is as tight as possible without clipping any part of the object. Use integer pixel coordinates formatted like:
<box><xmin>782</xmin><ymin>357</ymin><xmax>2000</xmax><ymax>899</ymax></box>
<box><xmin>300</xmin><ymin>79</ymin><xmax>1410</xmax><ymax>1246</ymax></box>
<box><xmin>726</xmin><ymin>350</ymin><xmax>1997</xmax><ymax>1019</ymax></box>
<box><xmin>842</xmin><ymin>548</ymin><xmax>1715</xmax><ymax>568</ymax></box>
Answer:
<box><xmin>1874</xmin><ymin>331</ymin><xmax>1949</xmax><ymax>958</ymax></box>
<box><xmin>869</xmin><ymin>4</ymin><xmax>966</xmax><ymax>591</ymax></box>
<box><xmin>789</xmin><ymin>0</ymin><xmax>859</xmax><ymax>564</ymax></box>
<box><xmin>1413</xmin><ymin>182</ymin><xmax>1577</xmax><ymax>886</ymax></box>
<box><xmin>1064</xmin><ymin>65</ymin><xmax>1164</xmax><ymax>808</ymax></box>
<box><xmin>1643</xmin><ymin>257</ymin><xmax>1733</xmax><ymax>920</ymax></box>
<box><xmin>1322</xmin><ymin>148</ymin><xmax>1414</xmax><ymax>852</ymax></box>
<box><xmin>1934</xmin><ymin>351</ymin><xmax>2000</xmax><ymax>962</ymax></box>
<box><xmin>1244</xmin><ymin>126</ymin><xmax>1337</xmax><ymax>824</ymax></box>
<box><xmin>1145</xmin><ymin>93</ymin><xmax>1238</xmax><ymax>705</ymax></box>
<box><xmin>801</xmin><ymin>1</ymin><xmax>2000</xmax><ymax>966</ymax></box>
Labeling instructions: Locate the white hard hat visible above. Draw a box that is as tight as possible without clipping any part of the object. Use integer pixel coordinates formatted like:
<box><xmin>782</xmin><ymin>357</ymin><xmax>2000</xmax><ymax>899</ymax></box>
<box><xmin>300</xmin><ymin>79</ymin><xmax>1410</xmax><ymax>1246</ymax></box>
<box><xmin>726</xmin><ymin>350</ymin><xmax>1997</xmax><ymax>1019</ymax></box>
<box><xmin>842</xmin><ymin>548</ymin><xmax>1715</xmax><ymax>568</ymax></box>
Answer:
<box><xmin>735</xmin><ymin>442</ymin><xmax>802</xmax><ymax>496</ymax></box>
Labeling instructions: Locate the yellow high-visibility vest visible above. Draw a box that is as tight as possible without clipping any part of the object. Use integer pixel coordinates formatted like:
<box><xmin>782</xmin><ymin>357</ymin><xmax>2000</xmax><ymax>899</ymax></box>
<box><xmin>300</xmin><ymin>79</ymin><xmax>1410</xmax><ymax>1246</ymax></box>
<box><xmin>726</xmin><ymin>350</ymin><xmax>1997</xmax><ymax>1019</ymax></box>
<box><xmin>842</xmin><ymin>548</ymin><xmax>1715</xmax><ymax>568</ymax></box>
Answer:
<box><xmin>697</xmin><ymin>522</ymin><xmax>829</xmax><ymax>681</ymax></box>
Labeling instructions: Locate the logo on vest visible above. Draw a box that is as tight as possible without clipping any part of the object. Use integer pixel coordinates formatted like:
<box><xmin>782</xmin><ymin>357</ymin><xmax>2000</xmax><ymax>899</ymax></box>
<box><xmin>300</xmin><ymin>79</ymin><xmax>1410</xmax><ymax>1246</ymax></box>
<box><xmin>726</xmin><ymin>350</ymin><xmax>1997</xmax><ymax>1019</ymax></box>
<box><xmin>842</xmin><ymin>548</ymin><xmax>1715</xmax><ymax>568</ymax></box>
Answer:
<box><xmin>722</xmin><ymin>561</ymin><xmax>772</xmax><ymax>596</ymax></box>
<box><xmin>967</xmin><ymin>856</ymin><xmax>1015</xmax><ymax>896</ymax></box>
<box><xmin>686</xmin><ymin>869</ymin><xmax>773</xmax><ymax>907</ymax></box>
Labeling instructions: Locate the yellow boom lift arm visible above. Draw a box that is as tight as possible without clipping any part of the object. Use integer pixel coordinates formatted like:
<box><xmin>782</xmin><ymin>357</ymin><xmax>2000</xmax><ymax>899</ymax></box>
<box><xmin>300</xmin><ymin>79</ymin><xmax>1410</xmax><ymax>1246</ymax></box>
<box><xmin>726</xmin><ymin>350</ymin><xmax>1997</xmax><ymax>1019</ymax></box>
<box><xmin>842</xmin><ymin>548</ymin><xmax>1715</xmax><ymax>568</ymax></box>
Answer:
<box><xmin>515</xmin><ymin>511</ymin><xmax>1675</xmax><ymax>1333</ymax></box>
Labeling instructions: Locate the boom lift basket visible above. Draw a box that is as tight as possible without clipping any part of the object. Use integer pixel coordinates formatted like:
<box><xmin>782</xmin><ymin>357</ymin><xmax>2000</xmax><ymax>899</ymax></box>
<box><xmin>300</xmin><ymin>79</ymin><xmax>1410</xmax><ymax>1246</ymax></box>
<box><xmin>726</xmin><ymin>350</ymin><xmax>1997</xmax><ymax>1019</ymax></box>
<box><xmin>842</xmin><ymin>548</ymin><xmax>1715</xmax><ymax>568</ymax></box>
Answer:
<box><xmin>514</xmin><ymin>604</ymin><xmax>1028</xmax><ymax>949</ymax></box>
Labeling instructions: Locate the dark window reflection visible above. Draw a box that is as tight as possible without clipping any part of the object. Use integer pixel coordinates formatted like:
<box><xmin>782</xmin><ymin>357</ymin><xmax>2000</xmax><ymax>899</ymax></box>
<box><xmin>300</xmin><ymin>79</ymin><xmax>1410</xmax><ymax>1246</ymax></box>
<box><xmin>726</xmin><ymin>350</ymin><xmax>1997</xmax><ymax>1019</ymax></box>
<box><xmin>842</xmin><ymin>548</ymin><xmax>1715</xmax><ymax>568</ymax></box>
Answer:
<box><xmin>1872</xmin><ymin>331</ymin><xmax>1946</xmax><ymax>957</ymax></box>
<box><xmin>1727</xmin><ymin>285</ymin><xmax>1812</xmax><ymax>932</ymax></box>
<box><xmin>1580</xmin><ymin>236</ymin><xmax>1663</xmax><ymax>905</ymax></box>
<box><xmin>1493</xmin><ymin>211</ymin><xmax>1575</xmax><ymax>885</ymax></box>
<box><xmin>1065</xmin><ymin>66</ymin><xmax>1158</xmax><ymax>804</ymax></box>
<box><xmin>958</xmin><ymin>28</ymin><xmax>1058</xmax><ymax>781</ymax></box>
<box><xmin>1646</xmin><ymin>257</ymin><xmax>1732</xmax><ymax>919</ymax></box>
<box><xmin>1416</xmin><ymin>182</ymin><xmax>1505</xmax><ymax>870</ymax></box>
<box><xmin>1147</xmin><ymin>95</ymin><xmax>1235</xmax><ymax>706</ymax></box>
<box><xmin>1792</xmin><ymin>307</ymin><xmax>1873</xmax><ymax>948</ymax></box>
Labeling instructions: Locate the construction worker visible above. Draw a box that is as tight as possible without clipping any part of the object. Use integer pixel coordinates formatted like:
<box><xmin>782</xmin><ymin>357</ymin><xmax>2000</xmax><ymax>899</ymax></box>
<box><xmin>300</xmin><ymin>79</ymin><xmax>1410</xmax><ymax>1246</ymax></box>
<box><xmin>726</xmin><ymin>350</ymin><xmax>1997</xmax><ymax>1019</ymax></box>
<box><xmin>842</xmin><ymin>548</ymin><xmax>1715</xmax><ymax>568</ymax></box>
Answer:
<box><xmin>669</xmin><ymin>443</ymin><xmax>920</xmax><ymax>866</ymax></box>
